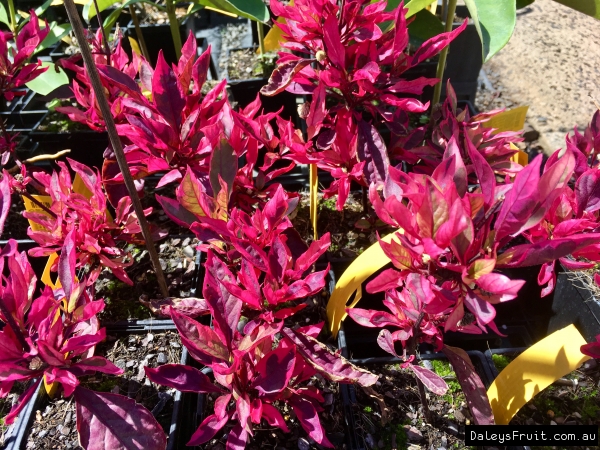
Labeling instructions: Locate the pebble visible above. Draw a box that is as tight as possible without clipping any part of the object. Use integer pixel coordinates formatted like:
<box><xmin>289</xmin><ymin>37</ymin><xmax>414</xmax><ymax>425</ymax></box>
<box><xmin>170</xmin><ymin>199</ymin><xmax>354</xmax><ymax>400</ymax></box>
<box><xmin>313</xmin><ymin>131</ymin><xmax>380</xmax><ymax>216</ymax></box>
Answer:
<box><xmin>61</xmin><ymin>426</ymin><xmax>70</xmax><ymax>435</ymax></box>
<box><xmin>38</xmin><ymin>430</ymin><xmax>48</xmax><ymax>438</ymax></box>
<box><xmin>526</xmin><ymin>418</ymin><xmax>535</xmax><ymax>425</ymax></box>
<box><xmin>115</xmin><ymin>359</ymin><xmax>126</xmax><ymax>370</ymax></box>
<box><xmin>183</xmin><ymin>245</ymin><xmax>194</xmax><ymax>258</ymax></box>
<box><xmin>547</xmin><ymin>410</ymin><xmax>555</xmax><ymax>418</ymax></box>
<box><xmin>573</xmin><ymin>412</ymin><xmax>582</xmax><ymax>419</ymax></box>
<box><xmin>404</xmin><ymin>425</ymin><xmax>423</xmax><ymax>441</ymax></box>
<box><xmin>64</xmin><ymin>411</ymin><xmax>71</xmax><ymax>424</ymax></box>
<box><xmin>159</xmin><ymin>258</ymin><xmax>167</xmax><ymax>270</ymax></box>
<box><xmin>126</xmin><ymin>360</ymin><xmax>136</xmax><ymax>368</ymax></box>
<box><xmin>182</xmin><ymin>238</ymin><xmax>190</xmax><ymax>247</ymax></box>
<box><xmin>555</xmin><ymin>417</ymin><xmax>565</xmax><ymax>424</ymax></box>
<box><xmin>170</xmin><ymin>342</ymin><xmax>181</xmax><ymax>348</ymax></box>
<box><xmin>441</xmin><ymin>436</ymin><xmax>447</xmax><ymax>447</ymax></box>
<box><xmin>157</xmin><ymin>352</ymin><xmax>168</xmax><ymax>364</ymax></box>
<box><xmin>171</xmin><ymin>239</ymin><xmax>181</xmax><ymax>246</ymax></box>
<box><xmin>297</xmin><ymin>437</ymin><xmax>310</xmax><ymax>450</ymax></box>
<box><xmin>551</xmin><ymin>420</ymin><xmax>557</xmax><ymax>425</ymax></box>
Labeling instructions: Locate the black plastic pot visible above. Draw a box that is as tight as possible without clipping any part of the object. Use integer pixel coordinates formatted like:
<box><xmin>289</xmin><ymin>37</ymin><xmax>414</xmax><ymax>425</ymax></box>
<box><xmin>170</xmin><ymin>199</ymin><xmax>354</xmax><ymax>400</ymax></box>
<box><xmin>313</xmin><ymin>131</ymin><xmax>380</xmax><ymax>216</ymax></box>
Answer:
<box><xmin>225</xmin><ymin>47</ymin><xmax>299</xmax><ymax>120</ymax></box>
<box><xmin>548</xmin><ymin>267</ymin><xmax>600</xmax><ymax>343</ymax></box>
<box><xmin>338</xmin><ymin>326</ymin><xmax>495</xmax><ymax>450</ymax></box>
<box><xmin>8</xmin><ymin>91</ymin><xmax>47</xmax><ymax>132</ymax></box>
<box><xmin>127</xmin><ymin>16</ymin><xmax>195</xmax><ymax>66</ymax></box>
<box><xmin>3</xmin><ymin>323</ymin><xmax>192</xmax><ymax>450</ymax></box>
<box><xmin>29</xmin><ymin>111</ymin><xmax>108</xmax><ymax>169</ymax></box>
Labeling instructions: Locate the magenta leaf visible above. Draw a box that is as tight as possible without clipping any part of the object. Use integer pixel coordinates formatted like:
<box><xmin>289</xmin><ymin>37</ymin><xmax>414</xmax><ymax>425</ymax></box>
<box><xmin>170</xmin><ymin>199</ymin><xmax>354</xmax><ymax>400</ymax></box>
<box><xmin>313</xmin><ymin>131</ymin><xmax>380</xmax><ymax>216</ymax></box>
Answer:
<box><xmin>75</xmin><ymin>386</ymin><xmax>167</xmax><ymax>450</ymax></box>
<box><xmin>58</xmin><ymin>229</ymin><xmax>77</xmax><ymax>302</ymax></box>
<box><xmin>152</xmin><ymin>51</ymin><xmax>185</xmax><ymax>129</ymax></box>
<box><xmin>408</xmin><ymin>364</ymin><xmax>448</xmax><ymax>395</ymax></box>
<box><xmin>261</xmin><ymin>59</ymin><xmax>312</xmax><ymax>96</ymax></box>
<box><xmin>357</xmin><ymin>119</ymin><xmax>389</xmax><ymax>185</ymax></box>
<box><xmin>209</xmin><ymin>140</ymin><xmax>238</xmax><ymax>198</ymax></box>
<box><xmin>323</xmin><ymin>13</ymin><xmax>345</xmax><ymax>67</ymax></box>
<box><xmin>145</xmin><ymin>364</ymin><xmax>222</xmax><ymax>393</ymax></box>
<box><xmin>289</xmin><ymin>397</ymin><xmax>333</xmax><ymax>448</ymax></box>
<box><xmin>282</xmin><ymin>327</ymin><xmax>378</xmax><ymax>387</ymax></box>
<box><xmin>155</xmin><ymin>194</ymin><xmax>198</xmax><ymax>227</ymax></box>
<box><xmin>575</xmin><ymin>168</ymin><xmax>600</xmax><ymax>216</ymax></box>
<box><xmin>0</xmin><ymin>174</ymin><xmax>11</xmax><ymax>236</ymax></box>
<box><xmin>253</xmin><ymin>346</ymin><xmax>296</xmax><ymax>396</ymax></box>
<box><xmin>187</xmin><ymin>411</ymin><xmax>230</xmax><ymax>446</ymax></box>
<box><xmin>442</xmin><ymin>345</ymin><xmax>495</xmax><ymax>425</ymax></box>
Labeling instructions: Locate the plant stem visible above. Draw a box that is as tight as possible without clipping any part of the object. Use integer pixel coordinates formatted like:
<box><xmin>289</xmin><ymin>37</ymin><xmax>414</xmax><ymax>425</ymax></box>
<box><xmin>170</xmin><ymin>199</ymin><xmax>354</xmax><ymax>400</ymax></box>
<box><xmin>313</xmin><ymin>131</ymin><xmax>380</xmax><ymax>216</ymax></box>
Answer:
<box><xmin>7</xmin><ymin>0</ymin><xmax>17</xmax><ymax>35</ymax></box>
<box><xmin>62</xmin><ymin>0</ymin><xmax>170</xmax><ymax>299</ymax></box>
<box><xmin>93</xmin><ymin>0</ymin><xmax>111</xmax><ymax>66</ymax></box>
<box><xmin>0</xmin><ymin>298</ymin><xmax>29</xmax><ymax>350</ymax></box>
<box><xmin>257</xmin><ymin>22</ymin><xmax>265</xmax><ymax>56</ymax></box>
<box><xmin>431</xmin><ymin>0</ymin><xmax>457</xmax><ymax>109</ymax></box>
<box><xmin>416</xmin><ymin>376</ymin><xmax>432</xmax><ymax>422</ymax></box>
<box><xmin>361</xmin><ymin>185</ymin><xmax>368</xmax><ymax>214</ymax></box>
<box><xmin>129</xmin><ymin>5</ymin><xmax>150</xmax><ymax>61</ymax></box>
<box><xmin>165</xmin><ymin>0</ymin><xmax>182</xmax><ymax>60</ymax></box>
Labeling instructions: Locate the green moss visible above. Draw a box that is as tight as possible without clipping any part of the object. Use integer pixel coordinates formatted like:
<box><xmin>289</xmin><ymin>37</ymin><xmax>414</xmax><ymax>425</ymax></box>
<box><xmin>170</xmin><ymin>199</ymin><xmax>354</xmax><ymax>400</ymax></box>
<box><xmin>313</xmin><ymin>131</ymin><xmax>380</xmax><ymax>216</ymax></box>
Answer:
<box><xmin>492</xmin><ymin>354</ymin><xmax>512</xmax><ymax>372</ymax></box>
<box><xmin>581</xmin><ymin>390</ymin><xmax>600</xmax><ymax>421</ymax></box>
<box><xmin>431</xmin><ymin>360</ymin><xmax>464</xmax><ymax>407</ymax></box>
<box><xmin>380</xmin><ymin>423</ymin><xmax>408</xmax><ymax>450</ymax></box>
<box><xmin>363</xmin><ymin>406</ymin><xmax>373</xmax><ymax>413</ymax></box>
<box><xmin>319</xmin><ymin>197</ymin><xmax>337</xmax><ymax>211</ymax></box>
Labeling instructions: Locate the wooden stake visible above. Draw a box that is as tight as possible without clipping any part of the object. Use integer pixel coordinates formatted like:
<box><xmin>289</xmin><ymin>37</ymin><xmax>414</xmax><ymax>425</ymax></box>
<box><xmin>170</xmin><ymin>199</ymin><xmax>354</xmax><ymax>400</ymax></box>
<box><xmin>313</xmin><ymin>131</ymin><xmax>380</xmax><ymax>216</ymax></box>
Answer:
<box><xmin>62</xmin><ymin>0</ymin><xmax>169</xmax><ymax>298</ymax></box>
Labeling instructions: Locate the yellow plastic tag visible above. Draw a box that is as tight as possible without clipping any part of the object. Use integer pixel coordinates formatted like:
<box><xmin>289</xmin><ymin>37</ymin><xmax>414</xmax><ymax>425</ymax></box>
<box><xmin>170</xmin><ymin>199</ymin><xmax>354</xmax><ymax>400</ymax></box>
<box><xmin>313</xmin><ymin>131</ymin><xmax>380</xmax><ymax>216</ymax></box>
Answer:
<box><xmin>487</xmin><ymin>325</ymin><xmax>591</xmax><ymax>425</ymax></box>
<box><xmin>41</xmin><ymin>253</ymin><xmax>61</xmax><ymax>289</ymax></box>
<box><xmin>509</xmin><ymin>142</ymin><xmax>529</xmax><ymax>167</ymax></box>
<box><xmin>260</xmin><ymin>0</ymin><xmax>293</xmax><ymax>53</ymax></box>
<box><xmin>327</xmin><ymin>233</ymin><xmax>396</xmax><ymax>337</ymax></box>
<box><xmin>22</xmin><ymin>195</ymin><xmax>52</xmax><ymax>232</ymax></box>
<box><xmin>309</xmin><ymin>164</ymin><xmax>318</xmax><ymax>240</ymax></box>
<box><xmin>43</xmin><ymin>373</ymin><xmax>59</xmax><ymax>398</ymax></box>
<box><xmin>484</xmin><ymin>105</ymin><xmax>529</xmax><ymax>134</ymax></box>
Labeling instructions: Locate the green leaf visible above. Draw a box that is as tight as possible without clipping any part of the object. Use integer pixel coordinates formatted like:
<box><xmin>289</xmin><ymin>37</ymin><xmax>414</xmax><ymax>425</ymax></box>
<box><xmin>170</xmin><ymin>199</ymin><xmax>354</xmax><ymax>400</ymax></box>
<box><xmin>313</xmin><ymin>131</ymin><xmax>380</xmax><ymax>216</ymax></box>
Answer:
<box><xmin>378</xmin><ymin>0</ymin><xmax>433</xmax><ymax>16</ymax></box>
<box><xmin>194</xmin><ymin>0</ymin><xmax>269</xmax><ymax>23</ymax></box>
<box><xmin>102</xmin><ymin>6</ymin><xmax>123</xmax><ymax>32</ymax></box>
<box><xmin>83</xmin><ymin>0</ymin><xmax>119</xmax><ymax>22</ymax></box>
<box><xmin>516</xmin><ymin>0</ymin><xmax>535</xmax><ymax>8</ymax></box>
<box><xmin>0</xmin><ymin>3</ymin><xmax>10</xmax><ymax>28</ymax></box>
<box><xmin>26</xmin><ymin>63</ymin><xmax>69</xmax><ymax>96</ymax></box>
<box><xmin>463</xmin><ymin>0</ymin><xmax>516</xmax><ymax>62</ymax></box>
<box><xmin>408</xmin><ymin>9</ymin><xmax>444</xmax><ymax>41</ymax></box>
<box><xmin>34</xmin><ymin>0</ymin><xmax>56</xmax><ymax>17</ymax></box>
<box><xmin>552</xmin><ymin>0</ymin><xmax>600</xmax><ymax>19</ymax></box>
<box><xmin>35</xmin><ymin>23</ymin><xmax>71</xmax><ymax>54</ymax></box>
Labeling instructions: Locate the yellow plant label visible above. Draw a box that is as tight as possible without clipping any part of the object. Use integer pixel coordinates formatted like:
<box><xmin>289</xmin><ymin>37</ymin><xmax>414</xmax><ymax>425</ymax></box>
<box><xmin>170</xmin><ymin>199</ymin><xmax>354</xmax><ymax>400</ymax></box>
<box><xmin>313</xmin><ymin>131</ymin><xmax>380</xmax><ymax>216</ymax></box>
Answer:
<box><xmin>487</xmin><ymin>324</ymin><xmax>590</xmax><ymax>425</ymax></box>
<box><xmin>22</xmin><ymin>195</ymin><xmax>52</xmax><ymax>232</ymax></box>
<box><xmin>43</xmin><ymin>373</ymin><xmax>59</xmax><ymax>398</ymax></box>
<box><xmin>260</xmin><ymin>0</ymin><xmax>293</xmax><ymax>53</ymax></box>
<box><xmin>509</xmin><ymin>142</ymin><xmax>529</xmax><ymax>166</ymax></box>
<box><xmin>309</xmin><ymin>164</ymin><xmax>318</xmax><ymax>240</ymax></box>
<box><xmin>41</xmin><ymin>252</ymin><xmax>61</xmax><ymax>289</ymax></box>
<box><xmin>327</xmin><ymin>233</ymin><xmax>396</xmax><ymax>337</ymax></box>
<box><xmin>484</xmin><ymin>105</ymin><xmax>529</xmax><ymax>134</ymax></box>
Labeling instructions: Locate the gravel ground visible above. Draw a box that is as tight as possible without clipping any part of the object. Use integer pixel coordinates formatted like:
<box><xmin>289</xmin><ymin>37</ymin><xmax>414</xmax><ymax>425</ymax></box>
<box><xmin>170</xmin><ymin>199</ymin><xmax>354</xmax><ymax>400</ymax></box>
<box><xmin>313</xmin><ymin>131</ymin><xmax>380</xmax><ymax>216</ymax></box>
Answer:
<box><xmin>479</xmin><ymin>0</ymin><xmax>600</xmax><ymax>154</ymax></box>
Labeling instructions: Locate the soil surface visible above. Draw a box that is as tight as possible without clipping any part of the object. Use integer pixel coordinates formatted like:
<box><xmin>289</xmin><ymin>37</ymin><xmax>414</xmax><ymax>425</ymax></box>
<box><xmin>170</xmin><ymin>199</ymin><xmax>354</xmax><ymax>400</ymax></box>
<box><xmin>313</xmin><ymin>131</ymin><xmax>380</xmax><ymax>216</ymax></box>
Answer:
<box><xmin>478</xmin><ymin>0</ymin><xmax>600</xmax><ymax>153</ymax></box>
<box><xmin>226</xmin><ymin>48</ymin><xmax>277</xmax><ymax>81</ymax></box>
<box><xmin>291</xmin><ymin>191</ymin><xmax>391</xmax><ymax>262</ymax></box>
<box><xmin>96</xmin><ymin>236</ymin><xmax>200</xmax><ymax>322</ymax></box>
<box><xmin>350</xmin><ymin>359</ymin><xmax>472</xmax><ymax>450</ymax></box>
<box><xmin>25</xmin><ymin>330</ymin><xmax>183</xmax><ymax>450</ymax></box>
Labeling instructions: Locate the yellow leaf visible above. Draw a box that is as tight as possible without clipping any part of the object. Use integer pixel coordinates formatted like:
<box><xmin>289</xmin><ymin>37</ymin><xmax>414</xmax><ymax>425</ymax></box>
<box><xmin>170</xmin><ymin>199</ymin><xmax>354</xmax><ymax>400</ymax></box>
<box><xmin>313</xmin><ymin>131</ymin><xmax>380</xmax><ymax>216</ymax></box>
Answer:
<box><xmin>509</xmin><ymin>142</ymin><xmax>529</xmax><ymax>166</ymax></box>
<box><xmin>258</xmin><ymin>0</ymin><xmax>293</xmax><ymax>53</ymax></box>
<box><xmin>44</xmin><ymin>373</ymin><xmax>59</xmax><ymax>398</ymax></box>
<box><xmin>41</xmin><ymin>253</ymin><xmax>60</xmax><ymax>289</ymax></box>
<box><xmin>487</xmin><ymin>325</ymin><xmax>590</xmax><ymax>424</ymax></box>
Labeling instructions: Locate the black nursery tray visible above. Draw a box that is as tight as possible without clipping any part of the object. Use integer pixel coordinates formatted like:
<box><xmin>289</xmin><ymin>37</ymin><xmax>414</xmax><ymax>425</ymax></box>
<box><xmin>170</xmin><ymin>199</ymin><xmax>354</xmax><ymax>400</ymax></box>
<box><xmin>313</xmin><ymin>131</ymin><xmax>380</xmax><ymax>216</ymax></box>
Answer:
<box><xmin>337</xmin><ymin>326</ymin><xmax>496</xmax><ymax>450</ymax></box>
<box><xmin>3</xmin><ymin>324</ymin><xmax>192</xmax><ymax>450</ymax></box>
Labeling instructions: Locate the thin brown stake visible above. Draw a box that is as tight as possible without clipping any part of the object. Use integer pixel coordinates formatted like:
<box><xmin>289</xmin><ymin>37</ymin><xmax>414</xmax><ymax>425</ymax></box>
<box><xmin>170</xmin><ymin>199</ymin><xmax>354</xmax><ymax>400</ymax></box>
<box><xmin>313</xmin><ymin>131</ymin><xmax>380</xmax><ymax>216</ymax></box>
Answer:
<box><xmin>62</xmin><ymin>0</ymin><xmax>169</xmax><ymax>298</ymax></box>
<box><xmin>129</xmin><ymin>5</ymin><xmax>150</xmax><ymax>61</ymax></box>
